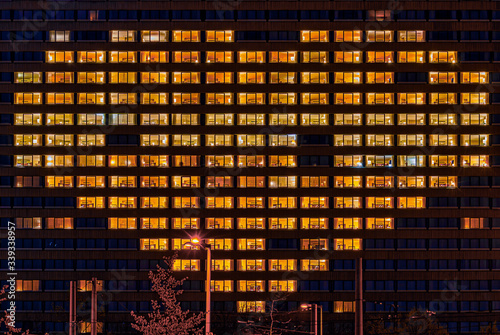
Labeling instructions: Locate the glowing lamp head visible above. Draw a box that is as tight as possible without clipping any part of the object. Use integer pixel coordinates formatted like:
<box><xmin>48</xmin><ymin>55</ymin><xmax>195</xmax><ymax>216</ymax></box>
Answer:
<box><xmin>191</xmin><ymin>238</ymin><xmax>200</xmax><ymax>244</ymax></box>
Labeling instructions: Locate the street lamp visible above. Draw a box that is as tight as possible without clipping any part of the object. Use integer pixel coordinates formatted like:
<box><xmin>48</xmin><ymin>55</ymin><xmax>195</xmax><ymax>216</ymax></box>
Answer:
<box><xmin>301</xmin><ymin>303</ymin><xmax>323</xmax><ymax>335</ymax></box>
<box><xmin>183</xmin><ymin>238</ymin><xmax>212</xmax><ymax>335</ymax></box>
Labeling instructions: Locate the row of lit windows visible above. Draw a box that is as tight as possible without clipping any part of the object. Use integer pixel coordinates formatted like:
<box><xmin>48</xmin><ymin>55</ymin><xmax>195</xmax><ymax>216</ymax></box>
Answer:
<box><xmin>236</xmin><ymin>301</ymin><xmax>353</xmax><ymax>313</ymax></box>
<box><xmin>13</xmin><ymin>71</ymin><xmax>488</xmax><ymax>85</ymax></box>
<box><xmin>13</xmin><ymin>113</ymin><xmax>490</xmax><ymax>127</ymax></box>
<box><xmin>68</xmin><ymin>196</ymin><xmax>426</xmax><ymax>209</ymax></box>
<box><xmin>12</xmin><ymin>133</ymin><xmax>490</xmax><ymax>147</ymax></box>
<box><xmin>13</xmin><ymin>92</ymin><xmax>489</xmax><ymax>105</ymax></box>
<box><xmin>13</xmin><ymin>217</ymin><xmax>487</xmax><ymax>230</ymax></box>
<box><xmin>13</xmin><ymin>154</ymin><xmax>489</xmax><ymax>169</ymax></box>
<box><xmin>30</xmin><ymin>176</ymin><xmax>458</xmax><ymax>190</ymax></box>
<box><xmin>40</xmin><ymin>50</ymin><xmax>460</xmax><ymax>64</ymax></box>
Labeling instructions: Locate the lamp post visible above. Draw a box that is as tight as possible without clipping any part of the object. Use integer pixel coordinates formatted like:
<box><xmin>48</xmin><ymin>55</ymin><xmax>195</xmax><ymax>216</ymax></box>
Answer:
<box><xmin>301</xmin><ymin>303</ymin><xmax>323</xmax><ymax>335</ymax></box>
<box><xmin>184</xmin><ymin>238</ymin><xmax>211</xmax><ymax>335</ymax></box>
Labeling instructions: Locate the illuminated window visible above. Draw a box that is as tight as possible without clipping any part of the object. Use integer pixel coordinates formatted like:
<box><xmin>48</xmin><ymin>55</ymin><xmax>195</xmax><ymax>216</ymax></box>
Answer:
<box><xmin>172</xmin><ymin>93</ymin><xmax>200</xmax><ymax>105</ymax></box>
<box><xmin>237</xmin><ymin>239</ymin><xmax>265</xmax><ymax>251</ymax></box>
<box><xmin>334</xmin><ymin>155</ymin><xmax>363</xmax><ymax>167</ymax></box>
<box><xmin>13</xmin><ymin>176</ymin><xmax>41</xmax><ymax>188</ymax></box>
<box><xmin>206</xmin><ymin>238</ymin><xmax>233</xmax><ymax>251</ymax></box>
<box><xmin>207</xmin><ymin>72</ymin><xmax>233</xmax><ymax>84</ymax></box>
<box><xmin>269</xmin><ymin>259</ymin><xmax>297</xmax><ymax>271</ymax></box>
<box><xmin>397</xmin><ymin>51</ymin><xmax>425</xmax><ymax>63</ymax></box>
<box><xmin>301</xmin><ymin>218</ymin><xmax>328</xmax><ymax>230</ymax></box>
<box><xmin>174</xmin><ymin>238</ymin><xmax>201</xmax><ymax>250</ymax></box>
<box><xmin>77</xmin><ymin>197</ymin><xmax>105</xmax><ymax>209</ymax></box>
<box><xmin>206</xmin><ymin>197</ymin><xmax>233</xmax><ymax>209</ymax></box>
<box><xmin>269</xmin><ymin>218</ymin><xmax>296</xmax><ymax>230</ymax></box>
<box><xmin>334</xmin><ymin>134</ymin><xmax>361</xmax><ymax>147</ymax></box>
<box><xmin>238</xmin><ymin>280</ymin><xmax>265</xmax><ymax>292</ymax></box>
<box><xmin>301</xmin><ymin>93</ymin><xmax>328</xmax><ymax>105</ymax></box>
<box><xmin>398</xmin><ymin>31</ymin><xmax>425</xmax><ymax>42</ymax></box>
<box><xmin>461</xmin><ymin>134</ymin><xmax>489</xmax><ymax>147</ymax></box>
<box><xmin>14</xmin><ymin>92</ymin><xmax>40</xmax><ymax>105</ymax></box>
<box><xmin>461</xmin><ymin>113</ymin><xmax>489</xmax><ymax>126</ymax></box>
<box><xmin>429</xmin><ymin>114</ymin><xmax>456</xmax><ymax>126</ymax></box>
<box><xmin>334</xmin><ymin>218</ymin><xmax>361</xmax><ymax>230</ymax></box>
<box><xmin>14</xmin><ymin>72</ymin><xmax>42</xmax><ymax>84</ymax></box>
<box><xmin>270</xmin><ymin>93</ymin><xmax>297</xmax><ymax>105</ymax></box>
<box><xmin>268</xmin><ymin>72</ymin><xmax>296</xmax><ymax>84</ymax></box>
<box><xmin>301</xmin><ymin>30</ymin><xmax>328</xmax><ymax>42</ymax></box>
<box><xmin>172</xmin><ymin>72</ymin><xmax>200</xmax><ymax>84</ymax></box>
<box><xmin>237</xmin><ymin>114</ymin><xmax>264</xmax><ymax>125</ymax></box>
<box><xmin>366</xmin><ymin>114</ymin><xmax>393</xmax><ymax>125</ymax></box>
<box><xmin>172</xmin><ymin>155</ymin><xmax>199</xmax><ymax>167</ymax></box>
<box><xmin>15</xmin><ymin>217</ymin><xmax>41</xmax><ymax>229</ymax></box>
<box><xmin>334</xmin><ymin>93</ymin><xmax>361</xmax><ymax>105</ymax></box>
<box><xmin>429</xmin><ymin>51</ymin><xmax>457</xmax><ymax>63</ymax></box>
<box><xmin>49</xmin><ymin>30</ymin><xmax>71</xmax><ymax>42</ymax></box>
<box><xmin>429</xmin><ymin>176</ymin><xmax>457</xmax><ymax>188</ymax></box>
<box><xmin>140</xmin><ymin>93</ymin><xmax>168</xmax><ymax>105</ymax></box>
<box><xmin>301</xmin><ymin>197</ymin><xmax>328</xmax><ymax>209</ymax></box>
<box><xmin>237</xmin><ymin>197</ymin><xmax>265</xmax><ymax>209</ymax></box>
<box><xmin>366</xmin><ymin>72</ymin><xmax>393</xmax><ymax>84</ymax></box>
<box><xmin>207</xmin><ymin>134</ymin><xmax>233</xmax><ymax>146</ymax></box>
<box><xmin>46</xmin><ymin>72</ymin><xmax>73</xmax><ymax>84</ymax></box>
<box><xmin>109</xmin><ymin>72</ymin><xmax>137</xmax><ymax>84</ymax></box>
<box><xmin>14</xmin><ymin>113</ymin><xmax>41</xmax><ymax>126</ymax></box>
<box><xmin>212</xmin><ymin>259</ymin><xmax>233</xmax><ymax>271</ymax></box>
<box><xmin>108</xmin><ymin>197</ymin><xmax>137</xmax><ymax>209</ymax></box>
<box><xmin>140</xmin><ymin>218</ymin><xmax>168</xmax><ymax>229</ymax></box>
<box><xmin>238</xmin><ymin>155</ymin><xmax>266</xmax><ymax>168</ymax></box>
<box><xmin>366</xmin><ymin>155</ymin><xmax>393</xmax><ymax>167</ymax></box>
<box><xmin>430</xmin><ymin>93</ymin><xmax>456</xmax><ymax>104</ymax></box>
<box><xmin>397</xmin><ymin>197</ymin><xmax>426</xmax><ymax>209</ymax></box>
<box><xmin>140</xmin><ymin>155</ymin><xmax>169</xmax><ymax>167</ymax></box>
<box><xmin>139</xmin><ymin>114</ymin><xmax>168</xmax><ymax>126</ymax></box>
<box><xmin>366</xmin><ymin>93</ymin><xmax>394</xmax><ymax>105</ymax></box>
<box><xmin>398</xmin><ymin>93</ymin><xmax>426</xmax><ymax>105</ymax></box>
<box><xmin>334</xmin><ymin>72</ymin><xmax>361</xmax><ymax>84</ymax></box>
<box><xmin>206</xmin><ymin>218</ymin><xmax>233</xmax><ymax>230</ymax></box>
<box><xmin>206</xmin><ymin>93</ymin><xmax>232</xmax><ymax>105</ymax></box>
<box><xmin>397</xmin><ymin>134</ymin><xmax>424</xmax><ymax>146</ymax></box>
<box><xmin>237</xmin><ymin>93</ymin><xmax>265</xmax><ymax>105</ymax></box>
<box><xmin>237</xmin><ymin>51</ymin><xmax>265</xmax><ymax>63</ymax></box>
<box><xmin>16</xmin><ymin>280</ymin><xmax>41</xmax><ymax>292</ymax></box>
<box><xmin>429</xmin><ymin>155</ymin><xmax>456</xmax><ymax>167</ymax></box>
<box><xmin>269</xmin><ymin>134</ymin><xmax>297</xmax><ymax>147</ymax></box>
<box><xmin>108</xmin><ymin>114</ymin><xmax>136</xmax><ymax>125</ymax></box>
<box><xmin>206</xmin><ymin>51</ymin><xmax>233</xmax><ymax>63</ymax></box>
<box><xmin>140</xmin><ymin>51</ymin><xmax>167</xmax><ymax>63</ymax></box>
<box><xmin>173</xmin><ymin>51</ymin><xmax>200</xmax><ymax>63</ymax></box>
<box><xmin>301</xmin><ymin>239</ymin><xmax>328</xmax><ymax>250</ymax></box>
<box><xmin>77</xmin><ymin>51</ymin><xmax>105</xmax><ymax>63</ymax></box>
<box><xmin>237</xmin><ymin>176</ymin><xmax>265</xmax><ymax>188</ymax></box>
<box><xmin>171</xmin><ymin>176</ymin><xmax>200</xmax><ymax>188</ymax></box>
<box><xmin>366</xmin><ymin>31</ymin><xmax>393</xmax><ymax>42</ymax></box>
<box><xmin>334</xmin><ymin>197</ymin><xmax>362</xmax><ymax>209</ymax></box>
<box><xmin>300</xmin><ymin>113</ymin><xmax>328</xmax><ymax>126</ymax></box>
<box><xmin>77</xmin><ymin>72</ymin><xmax>105</xmax><ymax>84</ymax></box>
<box><xmin>236</xmin><ymin>134</ymin><xmax>264</xmax><ymax>146</ymax></box>
<box><xmin>108</xmin><ymin>155</ymin><xmax>136</xmax><ymax>167</ymax></box>
<box><xmin>76</xmin><ymin>176</ymin><xmax>105</xmax><ymax>188</ymax></box>
<box><xmin>334</xmin><ymin>51</ymin><xmax>362</xmax><ymax>63</ymax></box>
<box><xmin>237</xmin><ymin>218</ymin><xmax>265</xmax><ymax>230</ymax></box>
<box><xmin>334</xmin><ymin>176</ymin><xmax>362</xmax><ymax>188</ymax></box>
<box><xmin>461</xmin><ymin>93</ymin><xmax>488</xmax><ymax>105</ymax></box>
<box><xmin>269</xmin><ymin>280</ymin><xmax>297</xmax><ymax>292</ymax></box>
<box><xmin>172</xmin><ymin>259</ymin><xmax>200</xmax><ymax>271</ymax></box>
<box><xmin>46</xmin><ymin>51</ymin><xmax>73</xmax><ymax>63</ymax></box>
<box><xmin>141</xmin><ymin>30</ymin><xmax>168</xmax><ymax>42</ymax></box>
<box><xmin>429</xmin><ymin>72</ymin><xmax>456</xmax><ymax>84</ymax></box>
<box><xmin>301</xmin><ymin>259</ymin><xmax>328</xmax><ymax>271</ymax></box>
<box><xmin>211</xmin><ymin>280</ymin><xmax>233</xmax><ymax>293</ymax></box>
<box><xmin>334</xmin><ymin>30</ymin><xmax>361</xmax><ymax>42</ymax></box>
<box><xmin>108</xmin><ymin>218</ymin><xmax>136</xmax><ymax>229</ymax></box>
<box><xmin>15</xmin><ymin>155</ymin><xmax>42</xmax><ymax>167</ymax></box>
<box><xmin>140</xmin><ymin>134</ymin><xmax>168</xmax><ymax>147</ymax></box>
<box><xmin>140</xmin><ymin>176</ymin><xmax>167</xmax><ymax>188</ymax></box>
<box><xmin>44</xmin><ymin>134</ymin><xmax>72</xmax><ymax>147</ymax></box>
<box><xmin>237</xmin><ymin>72</ymin><xmax>265</xmax><ymax>84</ymax></box>
<box><xmin>461</xmin><ymin>72</ymin><xmax>488</xmax><ymax>84</ymax></box>
<box><xmin>237</xmin><ymin>301</ymin><xmax>266</xmax><ymax>313</ymax></box>
<box><xmin>366</xmin><ymin>51</ymin><xmax>393</xmax><ymax>63</ymax></box>
<box><xmin>461</xmin><ymin>155</ymin><xmax>489</xmax><ymax>167</ymax></box>
<box><xmin>269</xmin><ymin>114</ymin><xmax>297</xmax><ymax>126</ymax></box>
<box><xmin>206</xmin><ymin>30</ymin><xmax>233</xmax><ymax>42</ymax></box>
<box><xmin>397</xmin><ymin>155</ymin><xmax>424</xmax><ymax>168</ymax></box>
<box><xmin>171</xmin><ymin>114</ymin><xmax>199</xmax><ymax>125</ymax></box>
<box><xmin>172</xmin><ymin>30</ymin><xmax>200</xmax><ymax>42</ymax></box>
<box><xmin>397</xmin><ymin>114</ymin><xmax>425</xmax><ymax>125</ymax></box>
<box><xmin>110</xmin><ymin>30</ymin><xmax>135</xmax><ymax>42</ymax></box>
<box><xmin>368</xmin><ymin>10</ymin><xmax>392</xmax><ymax>21</ymax></box>
<box><xmin>398</xmin><ymin>176</ymin><xmax>425</xmax><ymax>189</ymax></box>
<box><xmin>206</xmin><ymin>176</ymin><xmax>233</xmax><ymax>188</ymax></box>
<box><xmin>429</xmin><ymin>134</ymin><xmax>457</xmax><ymax>146</ymax></box>
<box><xmin>140</xmin><ymin>197</ymin><xmax>167</xmax><ymax>209</ymax></box>
<box><xmin>77</xmin><ymin>155</ymin><xmax>105</xmax><ymax>167</ymax></box>
<box><xmin>206</xmin><ymin>114</ymin><xmax>234</xmax><ymax>125</ymax></box>
<box><xmin>302</xmin><ymin>51</ymin><xmax>328</xmax><ymax>63</ymax></box>
<box><xmin>334</xmin><ymin>302</ymin><xmax>355</xmax><ymax>313</ymax></box>
<box><xmin>45</xmin><ymin>176</ymin><xmax>73</xmax><ymax>188</ymax></box>
<box><xmin>301</xmin><ymin>72</ymin><xmax>329</xmax><ymax>84</ymax></box>
<box><xmin>333</xmin><ymin>114</ymin><xmax>362</xmax><ymax>126</ymax></box>
<box><xmin>109</xmin><ymin>51</ymin><xmax>136</xmax><ymax>63</ymax></box>
<box><xmin>462</xmin><ymin>218</ymin><xmax>486</xmax><ymax>229</ymax></box>
<box><xmin>77</xmin><ymin>93</ymin><xmax>105</xmax><ymax>105</ymax></box>
<box><xmin>366</xmin><ymin>197</ymin><xmax>393</xmax><ymax>209</ymax></box>
<box><xmin>46</xmin><ymin>92</ymin><xmax>74</xmax><ymax>105</ymax></box>
<box><xmin>46</xmin><ymin>217</ymin><xmax>73</xmax><ymax>229</ymax></box>
<box><xmin>334</xmin><ymin>239</ymin><xmax>361</xmax><ymax>250</ymax></box>
<box><xmin>269</xmin><ymin>51</ymin><xmax>297</xmax><ymax>63</ymax></box>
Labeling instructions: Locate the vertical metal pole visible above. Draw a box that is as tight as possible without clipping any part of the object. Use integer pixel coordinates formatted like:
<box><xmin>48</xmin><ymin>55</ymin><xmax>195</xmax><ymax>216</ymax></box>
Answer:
<box><xmin>355</xmin><ymin>258</ymin><xmax>363</xmax><ymax>335</ymax></box>
<box><xmin>319</xmin><ymin>305</ymin><xmax>323</xmax><ymax>335</ymax></box>
<box><xmin>91</xmin><ymin>277</ymin><xmax>97</xmax><ymax>335</ymax></box>
<box><xmin>310</xmin><ymin>307</ymin><xmax>313</xmax><ymax>335</ymax></box>
<box><xmin>206</xmin><ymin>247</ymin><xmax>211</xmax><ymax>335</ymax></box>
<box><xmin>314</xmin><ymin>304</ymin><xmax>318</xmax><ymax>335</ymax></box>
<box><xmin>69</xmin><ymin>281</ymin><xmax>76</xmax><ymax>335</ymax></box>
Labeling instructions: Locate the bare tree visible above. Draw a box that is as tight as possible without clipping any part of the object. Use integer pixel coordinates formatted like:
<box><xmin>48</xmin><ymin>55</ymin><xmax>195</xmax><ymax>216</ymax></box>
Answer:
<box><xmin>0</xmin><ymin>286</ymin><xmax>30</xmax><ymax>335</ymax></box>
<box><xmin>130</xmin><ymin>254</ymin><xmax>205</xmax><ymax>335</ymax></box>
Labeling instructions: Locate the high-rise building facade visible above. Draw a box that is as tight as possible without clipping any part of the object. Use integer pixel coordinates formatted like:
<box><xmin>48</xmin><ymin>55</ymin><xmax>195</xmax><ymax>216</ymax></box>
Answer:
<box><xmin>1</xmin><ymin>0</ymin><xmax>500</xmax><ymax>334</ymax></box>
